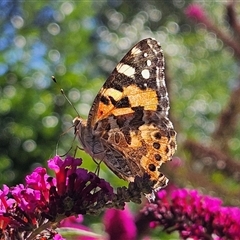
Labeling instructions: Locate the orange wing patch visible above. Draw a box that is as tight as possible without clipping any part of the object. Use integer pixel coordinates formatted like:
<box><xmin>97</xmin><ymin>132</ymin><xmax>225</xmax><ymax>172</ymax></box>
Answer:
<box><xmin>94</xmin><ymin>85</ymin><xmax>158</xmax><ymax>122</ymax></box>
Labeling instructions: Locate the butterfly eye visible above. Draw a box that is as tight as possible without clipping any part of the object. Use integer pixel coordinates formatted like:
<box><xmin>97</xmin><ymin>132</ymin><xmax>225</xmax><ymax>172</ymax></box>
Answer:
<box><xmin>73</xmin><ymin>117</ymin><xmax>81</xmax><ymax>125</ymax></box>
<box><xmin>73</xmin><ymin>117</ymin><xmax>82</xmax><ymax>134</ymax></box>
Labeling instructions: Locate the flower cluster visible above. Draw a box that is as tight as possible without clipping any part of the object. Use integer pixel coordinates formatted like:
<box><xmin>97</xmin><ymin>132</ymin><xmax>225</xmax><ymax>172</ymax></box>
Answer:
<box><xmin>141</xmin><ymin>188</ymin><xmax>240</xmax><ymax>239</ymax></box>
<box><xmin>0</xmin><ymin>155</ymin><xmax>153</xmax><ymax>239</ymax></box>
<box><xmin>0</xmin><ymin>156</ymin><xmax>113</xmax><ymax>239</ymax></box>
<box><xmin>2</xmin><ymin>158</ymin><xmax>240</xmax><ymax>240</ymax></box>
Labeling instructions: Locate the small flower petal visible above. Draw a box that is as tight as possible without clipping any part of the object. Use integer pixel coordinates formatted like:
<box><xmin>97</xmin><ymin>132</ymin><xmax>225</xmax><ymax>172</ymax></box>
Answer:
<box><xmin>103</xmin><ymin>206</ymin><xmax>136</xmax><ymax>240</ymax></box>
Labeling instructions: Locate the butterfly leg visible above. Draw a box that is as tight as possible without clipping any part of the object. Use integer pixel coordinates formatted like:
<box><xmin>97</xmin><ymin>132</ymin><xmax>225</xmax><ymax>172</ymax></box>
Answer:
<box><xmin>93</xmin><ymin>157</ymin><xmax>102</xmax><ymax>177</ymax></box>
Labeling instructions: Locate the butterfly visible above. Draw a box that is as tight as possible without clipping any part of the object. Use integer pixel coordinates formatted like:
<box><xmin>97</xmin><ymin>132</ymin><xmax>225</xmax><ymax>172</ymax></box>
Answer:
<box><xmin>74</xmin><ymin>38</ymin><xmax>177</xmax><ymax>200</ymax></box>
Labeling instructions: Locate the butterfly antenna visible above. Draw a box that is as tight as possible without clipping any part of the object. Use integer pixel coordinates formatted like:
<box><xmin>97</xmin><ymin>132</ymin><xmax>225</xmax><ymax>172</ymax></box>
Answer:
<box><xmin>52</xmin><ymin>76</ymin><xmax>80</xmax><ymax>117</ymax></box>
<box><xmin>52</xmin><ymin>75</ymin><xmax>82</xmax><ymax>157</ymax></box>
<box><xmin>52</xmin><ymin>75</ymin><xmax>57</xmax><ymax>83</ymax></box>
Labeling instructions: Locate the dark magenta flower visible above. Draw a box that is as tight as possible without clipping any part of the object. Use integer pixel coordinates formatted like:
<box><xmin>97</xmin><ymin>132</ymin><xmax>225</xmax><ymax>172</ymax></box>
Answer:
<box><xmin>140</xmin><ymin>188</ymin><xmax>240</xmax><ymax>239</ymax></box>
<box><xmin>0</xmin><ymin>156</ymin><xmax>115</xmax><ymax>239</ymax></box>
<box><xmin>0</xmin><ymin>155</ymin><xmax>150</xmax><ymax>239</ymax></box>
<box><xmin>103</xmin><ymin>206</ymin><xmax>136</xmax><ymax>240</ymax></box>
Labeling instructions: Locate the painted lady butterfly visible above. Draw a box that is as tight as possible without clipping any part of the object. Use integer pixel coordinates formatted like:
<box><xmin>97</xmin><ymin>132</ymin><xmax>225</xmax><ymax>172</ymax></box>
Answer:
<box><xmin>74</xmin><ymin>38</ymin><xmax>177</xmax><ymax>200</ymax></box>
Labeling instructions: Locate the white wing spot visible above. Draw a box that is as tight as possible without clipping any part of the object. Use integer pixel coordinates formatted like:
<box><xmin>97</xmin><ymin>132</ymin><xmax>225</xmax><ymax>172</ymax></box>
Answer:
<box><xmin>141</xmin><ymin>69</ymin><xmax>150</xmax><ymax>79</ymax></box>
<box><xmin>116</xmin><ymin>63</ymin><xmax>135</xmax><ymax>78</ymax></box>
<box><xmin>144</xmin><ymin>52</ymin><xmax>148</xmax><ymax>57</ymax></box>
<box><xmin>131</xmin><ymin>46</ymin><xmax>142</xmax><ymax>55</ymax></box>
<box><xmin>156</xmin><ymin>78</ymin><xmax>160</xmax><ymax>88</ymax></box>
<box><xmin>156</xmin><ymin>66</ymin><xmax>160</xmax><ymax>88</ymax></box>
<box><xmin>147</xmin><ymin>60</ymin><xmax>151</xmax><ymax>66</ymax></box>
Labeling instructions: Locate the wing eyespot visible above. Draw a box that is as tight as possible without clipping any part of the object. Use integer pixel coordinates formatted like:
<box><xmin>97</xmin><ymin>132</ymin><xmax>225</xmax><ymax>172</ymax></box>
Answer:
<box><xmin>148</xmin><ymin>164</ymin><xmax>156</xmax><ymax>171</ymax></box>
<box><xmin>153</xmin><ymin>142</ymin><xmax>160</xmax><ymax>149</ymax></box>
<box><xmin>154</xmin><ymin>132</ymin><xmax>161</xmax><ymax>140</ymax></box>
<box><xmin>154</xmin><ymin>154</ymin><xmax>162</xmax><ymax>161</ymax></box>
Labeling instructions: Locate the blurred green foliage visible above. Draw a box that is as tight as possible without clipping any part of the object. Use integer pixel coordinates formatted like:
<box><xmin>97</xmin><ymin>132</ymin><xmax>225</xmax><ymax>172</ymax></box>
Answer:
<box><xmin>1</xmin><ymin>1</ymin><xmax>240</xmax><ymax>238</ymax></box>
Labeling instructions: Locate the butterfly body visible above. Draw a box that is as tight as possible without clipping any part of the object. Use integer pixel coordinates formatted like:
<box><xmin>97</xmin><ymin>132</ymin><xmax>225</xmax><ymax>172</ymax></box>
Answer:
<box><xmin>74</xmin><ymin>38</ymin><xmax>177</xmax><ymax>198</ymax></box>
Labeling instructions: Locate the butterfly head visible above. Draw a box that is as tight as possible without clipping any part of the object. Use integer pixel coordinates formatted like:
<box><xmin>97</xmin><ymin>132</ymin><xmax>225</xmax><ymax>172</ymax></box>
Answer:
<box><xmin>73</xmin><ymin>116</ymin><xmax>87</xmax><ymax>136</ymax></box>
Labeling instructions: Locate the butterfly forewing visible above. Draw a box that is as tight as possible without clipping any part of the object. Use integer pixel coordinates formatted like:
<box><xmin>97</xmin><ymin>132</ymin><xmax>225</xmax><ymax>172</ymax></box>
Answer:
<box><xmin>88</xmin><ymin>38</ymin><xmax>169</xmax><ymax>127</ymax></box>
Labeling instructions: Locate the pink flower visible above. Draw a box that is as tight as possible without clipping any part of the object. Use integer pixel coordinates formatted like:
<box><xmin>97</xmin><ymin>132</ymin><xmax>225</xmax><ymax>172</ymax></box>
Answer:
<box><xmin>141</xmin><ymin>188</ymin><xmax>240</xmax><ymax>239</ymax></box>
<box><xmin>185</xmin><ymin>4</ymin><xmax>206</xmax><ymax>22</ymax></box>
<box><xmin>53</xmin><ymin>234</ymin><xmax>66</xmax><ymax>240</ymax></box>
<box><xmin>0</xmin><ymin>155</ymin><xmax>114</xmax><ymax>239</ymax></box>
<box><xmin>103</xmin><ymin>206</ymin><xmax>136</xmax><ymax>240</ymax></box>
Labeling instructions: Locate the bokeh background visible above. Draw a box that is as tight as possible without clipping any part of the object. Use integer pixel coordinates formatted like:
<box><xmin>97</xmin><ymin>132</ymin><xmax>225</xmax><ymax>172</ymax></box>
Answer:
<box><xmin>1</xmin><ymin>1</ymin><xmax>240</xmax><ymax>238</ymax></box>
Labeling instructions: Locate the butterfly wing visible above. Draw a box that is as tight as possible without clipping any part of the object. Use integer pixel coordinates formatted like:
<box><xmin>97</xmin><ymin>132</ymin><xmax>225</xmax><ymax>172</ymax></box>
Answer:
<box><xmin>93</xmin><ymin>111</ymin><xmax>176</xmax><ymax>191</ymax></box>
<box><xmin>85</xmin><ymin>38</ymin><xmax>176</xmax><ymax>191</ymax></box>
<box><xmin>87</xmin><ymin>38</ymin><xmax>169</xmax><ymax>127</ymax></box>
